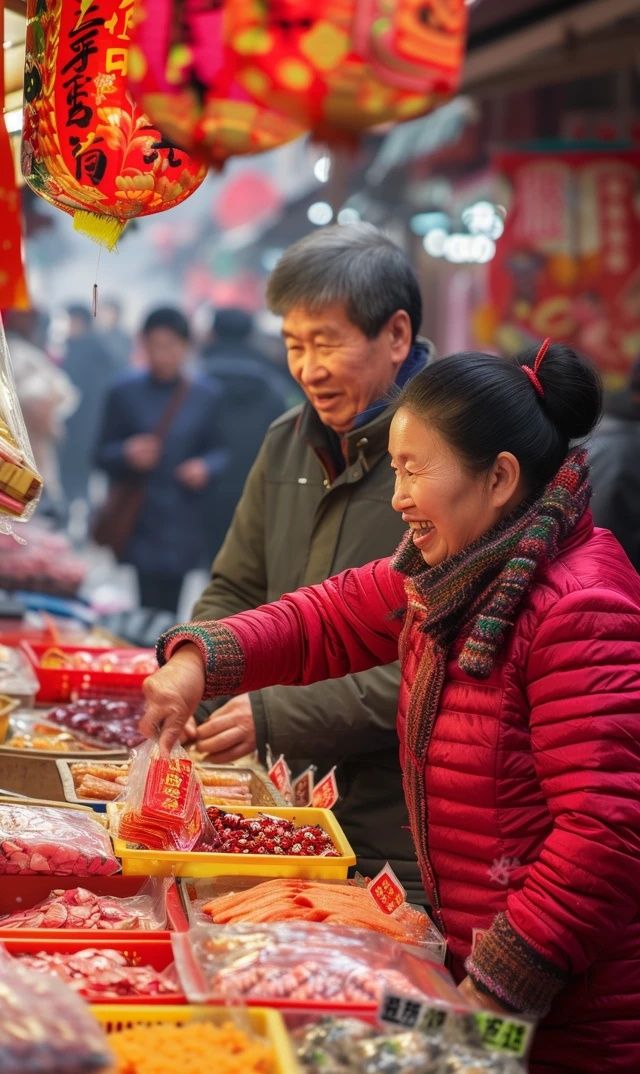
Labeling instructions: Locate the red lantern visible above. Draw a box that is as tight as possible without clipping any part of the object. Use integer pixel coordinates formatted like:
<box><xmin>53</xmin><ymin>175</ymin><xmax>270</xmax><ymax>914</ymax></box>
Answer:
<box><xmin>224</xmin><ymin>0</ymin><xmax>468</xmax><ymax>137</ymax></box>
<box><xmin>128</xmin><ymin>0</ymin><xmax>304</xmax><ymax>168</ymax></box>
<box><xmin>0</xmin><ymin>0</ymin><xmax>29</xmax><ymax>309</ymax></box>
<box><xmin>21</xmin><ymin>0</ymin><xmax>207</xmax><ymax>249</ymax></box>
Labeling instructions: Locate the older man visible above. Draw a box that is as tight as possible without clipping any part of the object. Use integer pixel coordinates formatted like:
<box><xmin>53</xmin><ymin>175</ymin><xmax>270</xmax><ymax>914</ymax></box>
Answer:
<box><xmin>189</xmin><ymin>224</ymin><xmax>432</xmax><ymax>899</ymax></box>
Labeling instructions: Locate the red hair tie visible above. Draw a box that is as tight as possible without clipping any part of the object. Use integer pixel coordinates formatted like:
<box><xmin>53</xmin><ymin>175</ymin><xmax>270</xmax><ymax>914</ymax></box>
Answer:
<box><xmin>522</xmin><ymin>337</ymin><xmax>551</xmax><ymax>398</ymax></box>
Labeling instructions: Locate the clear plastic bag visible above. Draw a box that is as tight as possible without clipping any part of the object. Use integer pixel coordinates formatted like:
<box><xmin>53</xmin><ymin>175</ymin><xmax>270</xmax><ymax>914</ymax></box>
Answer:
<box><xmin>117</xmin><ymin>739</ymin><xmax>218</xmax><ymax>852</ymax></box>
<box><xmin>0</xmin><ymin>877</ymin><xmax>171</xmax><ymax>930</ymax></box>
<box><xmin>0</xmin><ymin>318</ymin><xmax>44</xmax><ymax>533</ymax></box>
<box><xmin>0</xmin><ymin>945</ymin><xmax>113</xmax><ymax>1073</ymax></box>
<box><xmin>185</xmin><ymin>875</ymin><xmax>446</xmax><ymax>960</ymax></box>
<box><xmin>172</xmin><ymin>922</ymin><xmax>465</xmax><ymax>1010</ymax></box>
<box><xmin>0</xmin><ymin>801</ymin><xmax>119</xmax><ymax>875</ymax></box>
<box><xmin>291</xmin><ymin>1015</ymin><xmax>527</xmax><ymax>1074</ymax></box>
<box><xmin>0</xmin><ymin>642</ymin><xmax>39</xmax><ymax>700</ymax></box>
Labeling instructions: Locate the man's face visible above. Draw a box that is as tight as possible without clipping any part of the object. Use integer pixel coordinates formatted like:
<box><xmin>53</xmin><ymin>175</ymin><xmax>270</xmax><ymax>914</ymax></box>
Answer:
<box><xmin>143</xmin><ymin>327</ymin><xmax>188</xmax><ymax>381</ymax></box>
<box><xmin>283</xmin><ymin>302</ymin><xmax>409</xmax><ymax>435</ymax></box>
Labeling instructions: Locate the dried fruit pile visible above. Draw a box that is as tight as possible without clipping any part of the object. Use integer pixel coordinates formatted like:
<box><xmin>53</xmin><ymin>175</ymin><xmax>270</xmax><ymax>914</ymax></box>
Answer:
<box><xmin>203</xmin><ymin>810</ymin><xmax>338</xmax><ymax>856</ymax></box>
<box><xmin>47</xmin><ymin>697</ymin><xmax>146</xmax><ymax>749</ymax></box>
<box><xmin>0</xmin><ymin>887</ymin><xmax>153</xmax><ymax>930</ymax></box>
<box><xmin>106</xmin><ymin>1021</ymin><xmax>273</xmax><ymax>1074</ymax></box>
<box><xmin>16</xmin><ymin>947</ymin><xmax>180</xmax><ymax>999</ymax></box>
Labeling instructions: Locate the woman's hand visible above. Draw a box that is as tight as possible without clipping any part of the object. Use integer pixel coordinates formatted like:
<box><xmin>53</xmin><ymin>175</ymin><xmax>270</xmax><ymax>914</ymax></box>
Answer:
<box><xmin>458</xmin><ymin>976</ymin><xmax>511</xmax><ymax>1013</ymax></box>
<box><xmin>139</xmin><ymin>644</ymin><xmax>205</xmax><ymax>756</ymax></box>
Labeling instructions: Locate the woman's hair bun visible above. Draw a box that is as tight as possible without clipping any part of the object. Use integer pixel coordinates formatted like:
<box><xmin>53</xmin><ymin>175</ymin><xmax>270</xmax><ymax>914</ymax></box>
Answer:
<box><xmin>518</xmin><ymin>342</ymin><xmax>602</xmax><ymax>441</ymax></box>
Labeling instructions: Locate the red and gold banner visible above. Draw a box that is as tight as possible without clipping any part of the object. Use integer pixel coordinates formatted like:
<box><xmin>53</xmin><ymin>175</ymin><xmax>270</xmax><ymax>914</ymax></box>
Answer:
<box><xmin>21</xmin><ymin>0</ymin><xmax>206</xmax><ymax>249</ymax></box>
<box><xmin>0</xmin><ymin>0</ymin><xmax>29</xmax><ymax>309</ymax></box>
<box><xmin>484</xmin><ymin>151</ymin><xmax>640</xmax><ymax>383</ymax></box>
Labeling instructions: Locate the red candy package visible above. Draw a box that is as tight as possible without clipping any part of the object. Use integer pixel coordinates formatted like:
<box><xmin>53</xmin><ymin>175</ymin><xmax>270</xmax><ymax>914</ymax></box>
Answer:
<box><xmin>118</xmin><ymin>740</ymin><xmax>217</xmax><ymax>852</ymax></box>
<box><xmin>0</xmin><ymin>803</ymin><xmax>119</xmax><ymax>876</ymax></box>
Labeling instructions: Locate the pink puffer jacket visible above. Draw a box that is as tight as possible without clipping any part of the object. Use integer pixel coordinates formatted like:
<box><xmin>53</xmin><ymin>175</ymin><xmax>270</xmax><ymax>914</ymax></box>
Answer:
<box><xmin>165</xmin><ymin>513</ymin><xmax>640</xmax><ymax>1072</ymax></box>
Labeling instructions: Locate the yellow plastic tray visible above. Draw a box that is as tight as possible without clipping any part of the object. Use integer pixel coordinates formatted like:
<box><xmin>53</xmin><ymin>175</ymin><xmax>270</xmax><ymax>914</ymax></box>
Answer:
<box><xmin>92</xmin><ymin>1003</ymin><xmax>299</xmax><ymax>1074</ymax></box>
<box><xmin>109</xmin><ymin>805</ymin><xmax>356</xmax><ymax>880</ymax></box>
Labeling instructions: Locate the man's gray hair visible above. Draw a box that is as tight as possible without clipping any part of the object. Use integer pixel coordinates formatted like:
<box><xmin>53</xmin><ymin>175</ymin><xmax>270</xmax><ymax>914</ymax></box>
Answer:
<box><xmin>266</xmin><ymin>223</ymin><xmax>422</xmax><ymax>342</ymax></box>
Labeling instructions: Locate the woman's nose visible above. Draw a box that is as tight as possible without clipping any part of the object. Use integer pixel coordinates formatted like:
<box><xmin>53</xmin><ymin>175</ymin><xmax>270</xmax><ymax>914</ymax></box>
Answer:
<box><xmin>391</xmin><ymin>476</ymin><xmax>412</xmax><ymax>513</ymax></box>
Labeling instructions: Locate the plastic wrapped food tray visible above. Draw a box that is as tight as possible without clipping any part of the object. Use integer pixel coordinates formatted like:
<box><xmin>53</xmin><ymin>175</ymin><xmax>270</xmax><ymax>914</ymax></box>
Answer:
<box><xmin>92</xmin><ymin>1003</ymin><xmax>299</xmax><ymax>1073</ymax></box>
<box><xmin>109</xmin><ymin>805</ymin><xmax>356</xmax><ymax>880</ymax></box>
<box><xmin>178</xmin><ymin>876</ymin><xmax>447</xmax><ymax>963</ymax></box>
<box><xmin>0</xmin><ymin>876</ymin><xmax>189</xmax><ymax>938</ymax></box>
<box><xmin>20</xmin><ymin>642</ymin><xmax>155</xmax><ymax>703</ymax></box>
<box><xmin>3</xmin><ymin>936</ymin><xmax>185</xmax><ymax>1004</ymax></box>
<box><xmin>0</xmin><ymin>710</ymin><xmax>129</xmax><ymax>758</ymax></box>
<box><xmin>57</xmin><ymin>761</ymin><xmax>286</xmax><ymax>812</ymax></box>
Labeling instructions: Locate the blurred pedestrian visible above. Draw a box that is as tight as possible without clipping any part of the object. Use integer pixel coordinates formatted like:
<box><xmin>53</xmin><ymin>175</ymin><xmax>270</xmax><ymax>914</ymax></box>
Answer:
<box><xmin>95</xmin><ymin>296</ymin><xmax>133</xmax><ymax>371</ymax></box>
<box><xmin>199</xmin><ymin>307</ymin><xmax>293</xmax><ymax>559</ymax></box>
<box><xmin>4</xmin><ymin>308</ymin><xmax>78</xmax><ymax>523</ymax></box>
<box><xmin>57</xmin><ymin>303</ymin><xmax>123</xmax><ymax>512</ymax></box>
<box><xmin>588</xmin><ymin>362</ymin><xmax>640</xmax><ymax>571</ymax></box>
<box><xmin>94</xmin><ymin>307</ymin><xmax>226</xmax><ymax>614</ymax></box>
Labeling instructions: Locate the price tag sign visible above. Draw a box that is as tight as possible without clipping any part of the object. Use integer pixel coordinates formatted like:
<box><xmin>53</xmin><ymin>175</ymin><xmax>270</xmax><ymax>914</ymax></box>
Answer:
<box><xmin>311</xmin><ymin>765</ymin><xmax>339</xmax><ymax>809</ymax></box>
<box><xmin>292</xmin><ymin>765</ymin><xmax>315</xmax><ymax>807</ymax></box>
<box><xmin>472</xmin><ymin>1012</ymin><xmax>534</xmax><ymax>1059</ymax></box>
<box><xmin>368</xmin><ymin>863</ymin><xmax>406</xmax><ymax>915</ymax></box>
<box><xmin>378</xmin><ymin>994</ymin><xmax>533</xmax><ymax>1061</ymax></box>
<box><xmin>379</xmin><ymin>993</ymin><xmax>448</xmax><ymax>1032</ymax></box>
<box><xmin>268</xmin><ymin>754</ymin><xmax>292</xmax><ymax>800</ymax></box>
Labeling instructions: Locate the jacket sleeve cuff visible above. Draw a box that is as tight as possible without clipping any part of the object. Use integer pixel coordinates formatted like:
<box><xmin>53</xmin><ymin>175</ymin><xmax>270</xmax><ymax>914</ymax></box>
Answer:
<box><xmin>157</xmin><ymin>622</ymin><xmax>245</xmax><ymax>699</ymax></box>
<box><xmin>465</xmin><ymin>912</ymin><xmax>567</xmax><ymax>1017</ymax></box>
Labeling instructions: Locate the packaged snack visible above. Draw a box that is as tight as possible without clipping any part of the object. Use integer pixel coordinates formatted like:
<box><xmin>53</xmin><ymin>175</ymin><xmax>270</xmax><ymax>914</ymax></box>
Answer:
<box><xmin>173</xmin><ymin>923</ymin><xmax>464</xmax><ymax>1011</ymax></box>
<box><xmin>0</xmin><ymin>879</ymin><xmax>169</xmax><ymax>930</ymax></box>
<box><xmin>0</xmin><ymin>802</ymin><xmax>119</xmax><ymax>875</ymax></box>
<box><xmin>117</xmin><ymin>740</ymin><xmax>217</xmax><ymax>852</ymax></box>
<box><xmin>14</xmin><ymin>945</ymin><xmax>180</xmax><ymax>999</ymax></box>
<box><xmin>199</xmin><ymin>877</ymin><xmax>444</xmax><ymax>954</ymax></box>
<box><xmin>0</xmin><ymin>642</ymin><xmax>39</xmax><ymax>700</ymax></box>
<box><xmin>0</xmin><ymin>946</ymin><xmax>112</xmax><ymax>1072</ymax></box>
<box><xmin>0</xmin><ymin>321</ymin><xmax>44</xmax><ymax>531</ymax></box>
<box><xmin>45</xmin><ymin>697</ymin><xmax>146</xmax><ymax>749</ymax></box>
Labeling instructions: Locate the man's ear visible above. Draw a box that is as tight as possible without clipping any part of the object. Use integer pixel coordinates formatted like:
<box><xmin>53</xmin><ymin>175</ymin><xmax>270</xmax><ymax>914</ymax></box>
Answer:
<box><xmin>387</xmin><ymin>310</ymin><xmax>413</xmax><ymax>365</ymax></box>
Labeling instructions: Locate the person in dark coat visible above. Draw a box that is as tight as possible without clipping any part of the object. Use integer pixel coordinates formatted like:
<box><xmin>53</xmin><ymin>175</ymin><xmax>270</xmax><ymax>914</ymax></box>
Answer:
<box><xmin>94</xmin><ymin>307</ymin><xmax>226</xmax><ymax>614</ymax></box>
<box><xmin>58</xmin><ymin>303</ymin><xmax>123</xmax><ymax>508</ymax></box>
<box><xmin>187</xmin><ymin>224</ymin><xmax>434</xmax><ymax>898</ymax></box>
<box><xmin>199</xmin><ymin>307</ymin><xmax>294</xmax><ymax>560</ymax></box>
<box><xmin>588</xmin><ymin>366</ymin><xmax>640</xmax><ymax>571</ymax></box>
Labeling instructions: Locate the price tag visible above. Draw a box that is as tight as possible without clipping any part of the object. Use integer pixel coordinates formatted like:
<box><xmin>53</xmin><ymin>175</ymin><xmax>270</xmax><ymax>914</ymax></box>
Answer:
<box><xmin>292</xmin><ymin>765</ymin><xmax>315</xmax><ymax>806</ymax></box>
<box><xmin>472</xmin><ymin>1012</ymin><xmax>534</xmax><ymax>1059</ymax></box>
<box><xmin>368</xmin><ymin>862</ymin><xmax>406</xmax><ymax>915</ymax></box>
<box><xmin>378</xmin><ymin>994</ymin><xmax>533</xmax><ymax>1061</ymax></box>
<box><xmin>311</xmin><ymin>765</ymin><xmax>339</xmax><ymax>809</ymax></box>
<box><xmin>378</xmin><ymin>993</ymin><xmax>447</xmax><ymax>1032</ymax></box>
<box><xmin>268</xmin><ymin>754</ymin><xmax>292</xmax><ymax>800</ymax></box>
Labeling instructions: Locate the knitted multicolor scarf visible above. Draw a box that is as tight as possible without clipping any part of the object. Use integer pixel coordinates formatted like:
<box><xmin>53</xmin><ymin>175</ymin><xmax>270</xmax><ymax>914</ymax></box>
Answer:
<box><xmin>391</xmin><ymin>448</ymin><xmax>591</xmax><ymax>912</ymax></box>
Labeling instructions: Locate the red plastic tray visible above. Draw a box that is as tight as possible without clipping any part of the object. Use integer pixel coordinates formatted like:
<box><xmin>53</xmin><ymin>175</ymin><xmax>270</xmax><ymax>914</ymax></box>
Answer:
<box><xmin>20</xmin><ymin>642</ymin><xmax>156</xmax><ymax>703</ymax></box>
<box><xmin>3</xmin><ymin>935</ymin><xmax>185</xmax><ymax>1004</ymax></box>
<box><xmin>0</xmin><ymin>876</ymin><xmax>188</xmax><ymax>938</ymax></box>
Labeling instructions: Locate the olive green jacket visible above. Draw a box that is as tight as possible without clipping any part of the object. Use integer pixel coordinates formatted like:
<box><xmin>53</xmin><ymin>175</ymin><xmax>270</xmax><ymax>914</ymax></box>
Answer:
<box><xmin>193</xmin><ymin>384</ymin><xmax>428</xmax><ymax>899</ymax></box>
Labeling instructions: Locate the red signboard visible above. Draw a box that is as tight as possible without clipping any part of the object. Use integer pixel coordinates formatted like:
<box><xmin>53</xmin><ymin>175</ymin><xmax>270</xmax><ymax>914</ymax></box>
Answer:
<box><xmin>486</xmin><ymin>151</ymin><xmax>640</xmax><ymax>383</ymax></box>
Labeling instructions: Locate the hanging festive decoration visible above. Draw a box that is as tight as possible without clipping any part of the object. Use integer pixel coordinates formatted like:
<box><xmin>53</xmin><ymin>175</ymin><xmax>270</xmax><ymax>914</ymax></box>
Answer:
<box><xmin>0</xmin><ymin>0</ymin><xmax>29</xmax><ymax>309</ymax></box>
<box><xmin>128</xmin><ymin>0</ymin><xmax>304</xmax><ymax>168</ymax></box>
<box><xmin>20</xmin><ymin>0</ymin><xmax>207</xmax><ymax>250</ymax></box>
<box><xmin>223</xmin><ymin>0</ymin><xmax>468</xmax><ymax>138</ymax></box>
